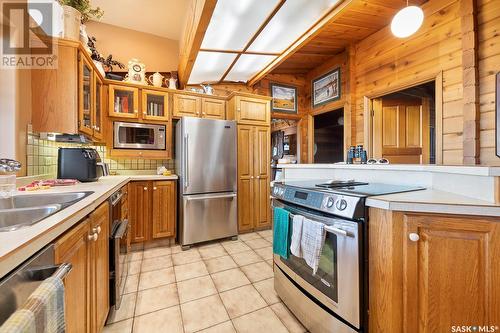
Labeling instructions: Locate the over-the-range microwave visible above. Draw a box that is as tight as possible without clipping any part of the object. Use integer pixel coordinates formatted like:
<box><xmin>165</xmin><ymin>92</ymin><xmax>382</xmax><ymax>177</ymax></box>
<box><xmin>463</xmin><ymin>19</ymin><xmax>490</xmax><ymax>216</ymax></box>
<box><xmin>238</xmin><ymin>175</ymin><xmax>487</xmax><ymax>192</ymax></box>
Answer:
<box><xmin>113</xmin><ymin>121</ymin><xmax>166</xmax><ymax>150</ymax></box>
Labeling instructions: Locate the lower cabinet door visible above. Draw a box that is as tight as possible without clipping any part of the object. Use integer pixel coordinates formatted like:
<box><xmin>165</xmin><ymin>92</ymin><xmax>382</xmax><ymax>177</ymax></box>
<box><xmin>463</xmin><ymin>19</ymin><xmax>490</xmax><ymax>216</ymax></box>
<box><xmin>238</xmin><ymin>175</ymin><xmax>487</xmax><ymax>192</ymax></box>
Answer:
<box><xmin>237</xmin><ymin>178</ymin><xmax>254</xmax><ymax>232</ymax></box>
<box><xmin>253</xmin><ymin>177</ymin><xmax>270</xmax><ymax>228</ymax></box>
<box><xmin>152</xmin><ymin>181</ymin><xmax>176</xmax><ymax>239</ymax></box>
<box><xmin>129</xmin><ymin>181</ymin><xmax>151</xmax><ymax>243</ymax></box>
<box><xmin>54</xmin><ymin>218</ymin><xmax>91</xmax><ymax>333</ymax></box>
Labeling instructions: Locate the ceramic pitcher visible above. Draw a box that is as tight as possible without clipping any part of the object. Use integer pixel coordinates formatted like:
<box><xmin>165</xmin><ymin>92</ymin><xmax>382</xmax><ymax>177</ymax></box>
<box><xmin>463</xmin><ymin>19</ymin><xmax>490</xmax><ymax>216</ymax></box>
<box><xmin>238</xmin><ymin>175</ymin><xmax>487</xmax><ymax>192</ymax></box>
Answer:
<box><xmin>148</xmin><ymin>72</ymin><xmax>164</xmax><ymax>87</ymax></box>
<box><xmin>167</xmin><ymin>77</ymin><xmax>177</xmax><ymax>90</ymax></box>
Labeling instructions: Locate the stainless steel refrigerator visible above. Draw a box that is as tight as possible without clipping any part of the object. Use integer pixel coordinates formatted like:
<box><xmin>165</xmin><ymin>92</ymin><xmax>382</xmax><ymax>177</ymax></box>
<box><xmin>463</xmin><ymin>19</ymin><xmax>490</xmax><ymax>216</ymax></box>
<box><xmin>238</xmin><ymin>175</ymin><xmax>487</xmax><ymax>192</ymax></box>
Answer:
<box><xmin>176</xmin><ymin>117</ymin><xmax>238</xmax><ymax>248</ymax></box>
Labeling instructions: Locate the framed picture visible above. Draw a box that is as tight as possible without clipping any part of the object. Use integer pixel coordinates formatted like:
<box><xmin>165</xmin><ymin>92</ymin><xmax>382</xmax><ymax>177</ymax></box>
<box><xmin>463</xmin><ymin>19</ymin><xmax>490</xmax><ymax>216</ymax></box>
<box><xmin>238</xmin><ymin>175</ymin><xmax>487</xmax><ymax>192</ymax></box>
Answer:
<box><xmin>496</xmin><ymin>72</ymin><xmax>500</xmax><ymax>157</ymax></box>
<box><xmin>270</xmin><ymin>83</ymin><xmax>298</xmax><ymax>114</ymax></box>
<box><xmin>312</xmin><ymin>68</ymin><xmax>341</xmax><ymax>108</ymax></box>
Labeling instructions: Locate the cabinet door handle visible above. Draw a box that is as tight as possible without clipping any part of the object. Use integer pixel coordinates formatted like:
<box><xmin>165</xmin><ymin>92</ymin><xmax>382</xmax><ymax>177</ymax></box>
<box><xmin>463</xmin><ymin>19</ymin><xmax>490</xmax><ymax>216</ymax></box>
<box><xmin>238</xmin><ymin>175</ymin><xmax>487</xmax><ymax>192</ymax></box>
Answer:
<box><xmin>250</xmin><ymin>176</ymin><xmax>254</xmax><ymax>179</ymax></box>
<box><xmin>88</xmin><ymin>233</ymin><xmax>98</xmax><ymax>241</ymax></box>
<box><xmin>92</xmin><ymin>226</ymin><xmax>101</xmax><ymax>234</ymax></box>
<box><xmin>256</xmin><ymin>176</ymin><xmax>260</xmax><ymax>179</ymax></box>
<box><xmin>409</xmin><ymin>233</ymin><xmax>420</xmax><ymax>242</ymax></box>
<box><xmin>153</xmin><ymin>187</ymin><xmax>157</xmax><ymax>190</ymax></box>
<box><xmin>144</xmin><ymin>187</ymin><xmax>148</xmax><ymax>191</ymax></box>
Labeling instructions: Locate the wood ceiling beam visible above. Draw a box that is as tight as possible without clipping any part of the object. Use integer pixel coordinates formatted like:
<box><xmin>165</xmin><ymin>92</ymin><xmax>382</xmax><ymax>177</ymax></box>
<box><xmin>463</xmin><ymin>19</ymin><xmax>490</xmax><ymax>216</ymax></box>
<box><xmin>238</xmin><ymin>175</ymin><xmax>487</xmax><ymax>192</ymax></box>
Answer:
<box><xmin>248</xmin><ymin>0</ymin><xmax>354</xmax><ymax>86</ymax></box>
<box><xmin>178</xmin><ymin>0</ymin><xmax>218</xmax><ymax>88</ymax></box>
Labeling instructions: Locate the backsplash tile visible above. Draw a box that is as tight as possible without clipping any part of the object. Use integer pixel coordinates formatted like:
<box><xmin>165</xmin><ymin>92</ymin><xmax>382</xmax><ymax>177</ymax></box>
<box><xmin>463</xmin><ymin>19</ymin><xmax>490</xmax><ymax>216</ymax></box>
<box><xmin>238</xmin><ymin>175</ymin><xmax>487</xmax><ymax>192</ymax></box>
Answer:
<box><xmin>26</xmin><ymin>133</ymin><xmax>175</xmax><ymax>177</ymax></box>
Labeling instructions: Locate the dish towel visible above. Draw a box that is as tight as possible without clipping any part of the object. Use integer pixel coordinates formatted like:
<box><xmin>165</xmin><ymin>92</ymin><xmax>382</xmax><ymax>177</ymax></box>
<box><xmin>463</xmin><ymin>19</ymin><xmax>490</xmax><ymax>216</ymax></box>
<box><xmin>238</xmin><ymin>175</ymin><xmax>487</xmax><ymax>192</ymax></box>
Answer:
<box><xmin>273</xmin><ymin>207</ymin><xmax>290</xmax><ymax>259</ymax></box>
<box><xmin>300</xmin><ymin>217</ymin><xmax>326</xmax><ymax>275</ymax></box>
<box><xmin>290</xmin><ymin>214</ymin><xmax>304</xmax><ymax>257</ymax></box>
<box><xmin>0</xmin><ymin>276</ymin><xmax>66</xmax><ymax>333</ymax></box>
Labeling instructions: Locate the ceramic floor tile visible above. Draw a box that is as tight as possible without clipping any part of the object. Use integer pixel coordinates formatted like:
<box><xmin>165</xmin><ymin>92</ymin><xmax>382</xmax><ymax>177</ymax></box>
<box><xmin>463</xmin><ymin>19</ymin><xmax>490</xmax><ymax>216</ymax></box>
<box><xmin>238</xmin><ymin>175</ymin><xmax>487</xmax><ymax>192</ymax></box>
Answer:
<box><xmin>128</xmin><ymin>260</ymin><xmax>142</xmax><ymax>275</ymax></box>
<box><xmin>142</xmin><ymin>246</ymin><xmax>171</xmax><ymax>259</ymax></box>
<box><xmin>123</xmin><ymin>274</ymin><xmax>139</xmax><ymax>294</ymax></box>
<box><xmin>265</xmin><ymin>236</ymin><xmax>273</xmax><ymax>244</ymax></box>
<box><xmin>238</xmin><ymin>232</ymin><xmax>262</xmax><ymax>241</ymax></box>
<box><xmin>128</xmin><ymin>251</ymin><xmax>143</xmax><ymax>262</ymax></box>
<box><xmin>253</xmin><ymin>278</ymin><xmax>281</xmax><ymax>305</ymax></box>
<box><xmin>174</xmin><ymin>261</ymin><xmax>209</xmax><ymax>282</ymax></box>
<box><xmin>204</xmin><ymin>255</ymin><xmax>238</xmax><ymax>274</ymax></box>
<box><xmin>199</xmin><ymin>244</ymin><xmax>228</xmax><ymax>260</ymax></box>
<box><xmin>106</xmin><ymin>293</ymin><xmax>136</xmax><ymax>324</ymax></box>
<box><xmin>254</xmin><ymin>246</ymin><xmax>273</xmax><ymax>261</ymax></box>
<box><xmin>102</xmin><ymin>318</ymin><xmax>133</xmax><ymax>333</ymax></box>
<box><xmin>133</xmin><ymin>305</ymin><xmax>184</xmax><ymax>333</ymax></box>
<box><xmin>241</xmin><ymin>262</ymin><xmax>274</xmax><ymax>282</ymax></box>
<box><xmin>221</xmin><ymin>241</ymin><xmax>252</xmax><ymax>255</ymax></box>
<box><xmin>267</xmin><ymin>259</ymin><xmax>274</xmax><ymax>267</ymax></box>
<box><xmin>138</xmin><ymin>267</ymin><xmax>175</xmax><ymax>290</ymax></box>
<box><xmin>211</xmin><ymin>268</ymin><xmax>251</xmax><ymax>292</ymax></box>
<box><xmin>244</xmin><ymin>238</ymin><xmax>272</xmax><ymax>250</ymax></box>
<box><xmin>172</xmin><ymin>249</ymin><xmax>202</xmax><ymax>265</ymax></box>
<box><xmin>177</xmin><ymin>275</ymin><xmax>217</xmax><ymax>303</ymax></box>
<box><xmin>232</xmin><ymin>307</ymin><xmax>289</xmax><ymax>333</ymax></box>
<box><xmin>219</xmin><ymin>285</ymin><xmax>267</xmax><ymax>318</ymax></box>
<box><xmin>271</xmin><ymin>302</ymin><xmax>307</xmax><ymax>333</ymax></box>
<box><xmin>230</xmin><ymin>250</ymin><xmax>263</xmax><ymax>267</ymax></box>
<box><xmin>170</xmin><ymin>245</ymin><xmax>183</xmax><ymax>254</ymax></box>
<box><xmin>141</xmin><ymin>255</ymin><xmax>173</xmax><ymax>272</ymax></box>
<box><xmin>257</xmin><ymin>229</ymin><xmax>273</xmax><ymax>238</ymax></box>
<box><xmin>180</xmin><ymin>295</ymin><xmax>230</xmax><ymax>333</ymax></box>
<box><xmin>135</xmin><ymin>283</ymin><xmax>179</xmax><ymax>316</ymax></box>
<box><xmin>197</xmin><ymin>321</ymin><xmax>235</xmax><ymax>333</ymax></box>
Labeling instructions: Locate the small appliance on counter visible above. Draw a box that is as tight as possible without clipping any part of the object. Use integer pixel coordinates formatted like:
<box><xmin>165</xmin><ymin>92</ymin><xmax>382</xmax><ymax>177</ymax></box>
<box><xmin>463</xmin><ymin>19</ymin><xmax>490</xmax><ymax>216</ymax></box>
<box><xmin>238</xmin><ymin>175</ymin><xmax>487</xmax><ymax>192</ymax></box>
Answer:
<box><xmin>57</xmin><ymin>148</ymin><xmax>101</xmax><ymax>182</ymax></box>
<box><xmin>347</xmin><ymin>145</ymin><xmax>368</xmax><ymax>164</ymax></box>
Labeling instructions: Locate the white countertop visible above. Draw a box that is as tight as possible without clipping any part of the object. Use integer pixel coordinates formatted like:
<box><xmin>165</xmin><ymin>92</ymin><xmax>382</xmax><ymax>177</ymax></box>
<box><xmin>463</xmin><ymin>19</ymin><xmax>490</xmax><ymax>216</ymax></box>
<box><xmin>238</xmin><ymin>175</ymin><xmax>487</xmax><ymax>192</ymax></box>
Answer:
<box><xmin>0</xmin><ymin>174</ymin><xmax>178</xmax><ymax>278</ymax></box>
<box><xmin>277</xmin><ymin>163</ymin><xmax>500</xmax><ymax>176</ymax></box>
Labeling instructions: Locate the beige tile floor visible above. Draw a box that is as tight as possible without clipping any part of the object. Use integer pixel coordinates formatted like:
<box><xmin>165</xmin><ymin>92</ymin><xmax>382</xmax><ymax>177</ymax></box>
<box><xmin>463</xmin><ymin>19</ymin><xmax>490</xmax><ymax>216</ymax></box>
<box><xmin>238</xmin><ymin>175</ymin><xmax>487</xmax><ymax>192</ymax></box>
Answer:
<box><xmin>104</xmin><ymin>230</ymin><xmax>307</xmax><ymax>333</ymax></box>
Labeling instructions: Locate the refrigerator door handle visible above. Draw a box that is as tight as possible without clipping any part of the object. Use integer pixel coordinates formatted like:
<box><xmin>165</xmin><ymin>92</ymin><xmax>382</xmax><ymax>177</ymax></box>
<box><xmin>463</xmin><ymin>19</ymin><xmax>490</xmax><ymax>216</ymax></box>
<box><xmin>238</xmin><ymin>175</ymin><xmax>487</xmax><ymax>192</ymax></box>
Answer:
<box><xmin>185</xmin><ymin>193</ymin><xmax>237</xmax><ymax>201</ymax></box>
<box><xmin>184</xmin><ymin>133</ymin><xmax>189</xmax><ymax>188</ymax></box>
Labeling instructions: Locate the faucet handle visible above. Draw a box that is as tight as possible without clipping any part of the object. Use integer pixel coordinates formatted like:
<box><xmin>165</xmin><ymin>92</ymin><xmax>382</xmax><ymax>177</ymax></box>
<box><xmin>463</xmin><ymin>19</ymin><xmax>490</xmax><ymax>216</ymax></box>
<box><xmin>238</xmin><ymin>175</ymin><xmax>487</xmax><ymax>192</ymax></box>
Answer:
<box><xmin>0</xmin><ymin>159</ymin><xmax>22</xmax><ymax>173</ymax></box>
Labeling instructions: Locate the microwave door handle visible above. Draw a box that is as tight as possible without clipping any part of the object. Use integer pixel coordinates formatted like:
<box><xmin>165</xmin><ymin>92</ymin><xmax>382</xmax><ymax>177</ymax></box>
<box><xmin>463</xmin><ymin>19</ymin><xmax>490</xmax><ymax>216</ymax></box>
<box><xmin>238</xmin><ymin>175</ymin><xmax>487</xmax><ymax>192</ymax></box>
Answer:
<box><xmin>184</xmin><ymin>134</ymin><xmax>189</xmax><ymax>188</ymax></box>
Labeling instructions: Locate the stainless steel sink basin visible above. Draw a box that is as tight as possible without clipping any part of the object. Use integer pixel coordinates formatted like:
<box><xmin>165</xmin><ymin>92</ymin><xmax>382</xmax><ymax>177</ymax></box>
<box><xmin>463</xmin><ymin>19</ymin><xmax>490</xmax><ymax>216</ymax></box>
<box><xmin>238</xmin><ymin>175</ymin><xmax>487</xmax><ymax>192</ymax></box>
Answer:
<box><xmin>0</xmin><ymin>205</ymin><xmax>61</xmax><ymax>231</ymax></box>
<box><xmin>0</xmin><ymin>191</ymin><xmax>93</xmax><ymax>210</ymax></box>
<box><xmin>0</xmin><ymin>191</ymin><xmax>94</xmax><ymax>232</ymax></box>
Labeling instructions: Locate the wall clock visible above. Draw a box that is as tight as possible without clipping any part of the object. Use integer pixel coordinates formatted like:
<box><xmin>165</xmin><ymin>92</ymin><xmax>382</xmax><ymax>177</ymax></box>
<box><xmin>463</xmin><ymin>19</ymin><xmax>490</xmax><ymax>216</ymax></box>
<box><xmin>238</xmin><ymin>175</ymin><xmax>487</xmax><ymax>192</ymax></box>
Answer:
<box><xmin>124</xmin><ymin>58</ymin><xmax>146</xmax><ymax>85</ymax></box>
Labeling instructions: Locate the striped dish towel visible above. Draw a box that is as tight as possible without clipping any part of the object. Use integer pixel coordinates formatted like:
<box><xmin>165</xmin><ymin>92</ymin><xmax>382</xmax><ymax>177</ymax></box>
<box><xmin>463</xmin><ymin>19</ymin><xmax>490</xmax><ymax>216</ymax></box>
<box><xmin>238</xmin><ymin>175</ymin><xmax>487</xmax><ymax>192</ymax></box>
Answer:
<box><xmin>0</xmin><ymin>276</ymin><xmax>66</xmax><ymax>333</ymax></box>
<box><xmin>300</xmin><ymin>217</ymin><xmax>326</xmax><ymax>275</ymax></box>
<box><xmin>290</xmin><ymin>214</ymin><xmax>304</xmax><ymax>257</ymax></box>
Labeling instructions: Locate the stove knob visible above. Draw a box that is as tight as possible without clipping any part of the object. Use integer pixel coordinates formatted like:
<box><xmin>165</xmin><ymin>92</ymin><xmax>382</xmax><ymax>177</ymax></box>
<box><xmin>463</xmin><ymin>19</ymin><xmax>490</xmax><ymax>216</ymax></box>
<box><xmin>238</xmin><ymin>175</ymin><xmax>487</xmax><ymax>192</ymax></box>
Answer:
<box><xmin>336</xmin><ymin>199</ymin><xmax>348</xmax><ymax>211</ymax></box>
<box><xmin>326</xmin><ymin>197</ymin><xmax>334</xmax><ymax>208</ymax></box>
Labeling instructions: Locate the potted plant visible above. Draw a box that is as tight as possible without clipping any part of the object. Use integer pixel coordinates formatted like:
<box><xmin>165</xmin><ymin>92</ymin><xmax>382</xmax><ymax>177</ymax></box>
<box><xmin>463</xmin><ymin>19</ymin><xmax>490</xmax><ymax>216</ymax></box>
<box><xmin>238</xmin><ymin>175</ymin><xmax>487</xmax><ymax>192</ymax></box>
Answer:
<box><xmin>58</xmin><ymin>0</ymin><xmax>103</xmax><ymax>41</ymax></box>
<box><xmin>87</xmin><ymin>36</ymin><xmax>124</xmax><ymax>77</ymax></box>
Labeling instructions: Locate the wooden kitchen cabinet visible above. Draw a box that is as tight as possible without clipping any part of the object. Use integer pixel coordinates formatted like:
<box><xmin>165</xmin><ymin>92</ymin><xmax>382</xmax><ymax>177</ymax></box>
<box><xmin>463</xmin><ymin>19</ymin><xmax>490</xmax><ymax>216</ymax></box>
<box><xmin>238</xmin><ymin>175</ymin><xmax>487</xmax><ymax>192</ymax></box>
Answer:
<box><xmin>54</xmin><ymin>201</ymin><xmax>110</xmax><ymax>333</ymax></box>
<box><xmin>228</xmin><ymin>94</ymin><xmax>271</xmax><ymax>126</ymax></box>
<box><xmin>92</xmin><ymin>72</ymin><xmax>104</xmax><ymax>141</ymax></box>
<box><xmin>129</xmin><ymin>180</ymin><xmax>177</xmax><ymax>243</ymax></box>
<box><xmin>173</xmin><ymin>93</ymin><xmax>201</xmax><ymax>118</ymax></box>
<box><xmin>201</xmin><ymin>97</ymin><xmax>225</xmax><ymax>119</ymax></box>
<box><xmin>142</xmin><ymin>89</ymin><xmax>169</xmax><ymax>121</ymax></box>
<box><xmin>108</xmin><ymin>84</ymin><xmax>139</xmax><ymax>118</ymax></box>
<box><xmin>78</xmin><ymin>55</ymin><xmax>94</xmax><ymax>137</ymax></box>
<box><xmin>237</xmin><ymin>125</ymin><xmax>271</xmax><ymax>232</ymax></box>
<box><xmin>369</xmin><ymin>209</ymin><xmax>500</xmax><ymax>333</ymax></box>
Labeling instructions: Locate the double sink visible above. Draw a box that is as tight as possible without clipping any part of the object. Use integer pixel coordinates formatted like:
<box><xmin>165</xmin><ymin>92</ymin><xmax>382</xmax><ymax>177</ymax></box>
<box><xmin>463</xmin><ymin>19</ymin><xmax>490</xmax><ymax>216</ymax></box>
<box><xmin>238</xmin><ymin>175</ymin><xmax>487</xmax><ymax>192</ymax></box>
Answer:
<box><xmin>0</xmin><ymin>191</ymin><xmax>94</xmax><ymax>232</ymax></box>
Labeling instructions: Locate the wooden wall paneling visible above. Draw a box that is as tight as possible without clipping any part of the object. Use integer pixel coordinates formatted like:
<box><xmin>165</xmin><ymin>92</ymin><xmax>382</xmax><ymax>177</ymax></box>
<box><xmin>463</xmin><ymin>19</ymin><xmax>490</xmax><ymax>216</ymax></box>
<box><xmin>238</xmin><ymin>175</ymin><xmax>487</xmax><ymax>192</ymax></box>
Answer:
<box><xmin>344</xmin><ymin>44</ymin><xmax>356</xmax><ymax>152</ymax></box>
<box><xmin>461</xmin><ymin>0</ymin><xmax>480</xmax><ymax>164</ymax></box>
<box><xmin>436</xmin><ymin>72</ymin><xmax>444</xmax><ymax>164</ymax></box>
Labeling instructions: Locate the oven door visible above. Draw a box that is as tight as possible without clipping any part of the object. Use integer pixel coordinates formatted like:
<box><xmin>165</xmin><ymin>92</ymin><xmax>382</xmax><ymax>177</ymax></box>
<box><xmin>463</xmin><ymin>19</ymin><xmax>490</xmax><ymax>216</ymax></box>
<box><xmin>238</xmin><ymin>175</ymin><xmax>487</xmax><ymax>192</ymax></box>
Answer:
<box><xmin>272</xmin><ymin>199</ymin><xmax>362</xmax><ymax>329</ymax></box>
<box><xmin>113</xmin><ymin>122</ymin><xmax>166</xmax><ymax>150</ymax></box>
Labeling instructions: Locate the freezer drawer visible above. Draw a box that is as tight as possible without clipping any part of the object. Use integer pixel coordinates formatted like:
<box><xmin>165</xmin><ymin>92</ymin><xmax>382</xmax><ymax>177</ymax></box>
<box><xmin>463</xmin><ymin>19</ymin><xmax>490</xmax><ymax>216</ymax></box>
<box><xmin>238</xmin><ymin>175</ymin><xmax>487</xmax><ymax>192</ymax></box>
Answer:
<box><xmin>180</xmin><ymin>192</ymin><xmax>237</xmax><ymax>246</ymax></box>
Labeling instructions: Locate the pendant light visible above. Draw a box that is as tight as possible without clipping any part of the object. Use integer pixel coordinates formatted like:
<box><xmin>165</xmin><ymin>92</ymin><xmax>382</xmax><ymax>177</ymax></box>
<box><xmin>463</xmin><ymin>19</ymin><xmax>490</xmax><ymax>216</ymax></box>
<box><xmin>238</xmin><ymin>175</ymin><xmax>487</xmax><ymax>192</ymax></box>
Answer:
<box><xmin>391</xmin><ymin>1</ymin><xmax>424</xmax><ymax>38</ymax></box>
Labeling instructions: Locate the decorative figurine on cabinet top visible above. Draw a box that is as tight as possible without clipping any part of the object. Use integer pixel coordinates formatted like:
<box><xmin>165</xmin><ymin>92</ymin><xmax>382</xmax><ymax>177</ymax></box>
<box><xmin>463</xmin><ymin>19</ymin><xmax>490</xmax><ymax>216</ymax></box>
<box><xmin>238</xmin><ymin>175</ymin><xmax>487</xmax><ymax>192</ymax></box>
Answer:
<box><xmin>124</xmin><ymin>59</ymin><xmax>147</xmax><ymax>85</ymax></box>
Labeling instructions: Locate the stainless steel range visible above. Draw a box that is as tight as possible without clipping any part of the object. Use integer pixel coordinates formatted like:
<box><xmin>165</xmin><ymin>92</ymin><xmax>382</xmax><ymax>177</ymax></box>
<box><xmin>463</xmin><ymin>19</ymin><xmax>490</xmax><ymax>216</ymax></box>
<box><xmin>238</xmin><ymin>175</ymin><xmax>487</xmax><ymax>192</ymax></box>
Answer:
<box><xmin>271</xmin><ymin>179</ymin><xmax>424</xmax><ymax>333</ymax></box>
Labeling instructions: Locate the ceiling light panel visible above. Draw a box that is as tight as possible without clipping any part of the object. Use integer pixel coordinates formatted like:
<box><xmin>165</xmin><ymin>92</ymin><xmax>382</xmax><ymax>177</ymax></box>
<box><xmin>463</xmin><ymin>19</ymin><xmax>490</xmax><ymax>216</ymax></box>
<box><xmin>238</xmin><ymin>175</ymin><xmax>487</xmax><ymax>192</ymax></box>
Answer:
<box><xmin>188</xmin><ymin>51</ymin><xmax>237</xmax><ymax>84</ymax></box>
<box><xmin>201</xmin><ymin>0</ymin><xmax>280</xmax><ymax>51</ymax></box>
<box><xmin>248</xmin><ymin>0</ymin><xmax>341</xmax><ymax>53</ymax></box>
<box><xmin>224</xmin><ymin>54</ymin><xmax>277</xmax><ymax>82</ymax></box>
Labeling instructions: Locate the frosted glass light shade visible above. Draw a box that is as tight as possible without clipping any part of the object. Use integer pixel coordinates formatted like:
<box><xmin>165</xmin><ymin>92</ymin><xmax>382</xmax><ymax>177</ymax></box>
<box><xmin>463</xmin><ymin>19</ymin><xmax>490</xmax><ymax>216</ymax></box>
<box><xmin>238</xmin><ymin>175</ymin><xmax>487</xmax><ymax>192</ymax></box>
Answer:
<box><xmin>188</xmin><ymin>51</ymin><xmax>237</xmax><ymax>84</ymax></box>
<box><xmin>225</xmin><ymin>54</ymin><xmax>277</xmax><ymax>82</ymax></box>
<box><xmin>201</xmin><ymin>0</ymin><xmax>280</xmax><ymax>51</ymax></box>
<box><xmin>391</xmin><ymin>6</ymin><xmax>424</xmax><ymax>38</ymax></box>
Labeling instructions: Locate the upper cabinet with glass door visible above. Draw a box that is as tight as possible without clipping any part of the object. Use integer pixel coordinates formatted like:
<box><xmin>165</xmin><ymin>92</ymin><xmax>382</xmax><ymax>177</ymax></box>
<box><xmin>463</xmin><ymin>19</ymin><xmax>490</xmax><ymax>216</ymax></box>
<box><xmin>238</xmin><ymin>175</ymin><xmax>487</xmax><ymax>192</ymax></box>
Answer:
<box><xmin>142</xmin><ymin>89</ymin><xmax>169</xmax><ymax>121</ymax></box>
<box><xmin>108</xmin><ymin>84</ymin><xmax>139</xmax><ymax>119</ymax></box>
<box><xmin>78</xmin><ymin>55</ymin><xmax>93</xmax><ymax>136</ymax></box>
<box><xmin>93</xmin><ymin>73</ymin><xmax>104</xmax><ymax>141</ymax></box>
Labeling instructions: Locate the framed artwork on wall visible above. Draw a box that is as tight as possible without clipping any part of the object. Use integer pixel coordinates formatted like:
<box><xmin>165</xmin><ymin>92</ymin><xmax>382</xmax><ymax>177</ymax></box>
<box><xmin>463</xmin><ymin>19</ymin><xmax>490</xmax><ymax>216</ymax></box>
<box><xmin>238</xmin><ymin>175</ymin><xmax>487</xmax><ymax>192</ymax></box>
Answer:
<box><xmin>496</xmin><ymin>72</ymin><xmax>500</xmax><ymax>157</ymax></box>
<box><xmin>270</xmin><ymin>83</ymin><xmax>298</xmax><ymax>114</ymax></box>
<box><xmin>312</xmin><ymin>67</ymin><xmax>341</xmax><ymax>108</ymax></box>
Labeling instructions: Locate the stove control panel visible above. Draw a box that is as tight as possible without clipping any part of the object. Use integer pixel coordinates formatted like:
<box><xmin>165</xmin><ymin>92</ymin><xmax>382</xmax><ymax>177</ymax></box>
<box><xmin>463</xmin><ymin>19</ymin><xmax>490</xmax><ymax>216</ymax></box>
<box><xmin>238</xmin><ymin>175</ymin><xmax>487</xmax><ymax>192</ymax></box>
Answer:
<box><xmin>272</xmin><ymin>183</ymin><xmax>363</xmax><ymax>219</ymax></box>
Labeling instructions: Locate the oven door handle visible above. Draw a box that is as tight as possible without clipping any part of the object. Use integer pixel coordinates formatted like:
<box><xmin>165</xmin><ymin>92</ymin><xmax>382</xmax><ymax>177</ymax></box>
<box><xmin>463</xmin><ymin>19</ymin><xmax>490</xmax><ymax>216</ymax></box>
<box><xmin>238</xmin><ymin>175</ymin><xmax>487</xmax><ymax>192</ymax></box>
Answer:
<box><xmin>324</xmin><ymin>225</ymin><xmax>350</xmax><ymax>237</ymax></box>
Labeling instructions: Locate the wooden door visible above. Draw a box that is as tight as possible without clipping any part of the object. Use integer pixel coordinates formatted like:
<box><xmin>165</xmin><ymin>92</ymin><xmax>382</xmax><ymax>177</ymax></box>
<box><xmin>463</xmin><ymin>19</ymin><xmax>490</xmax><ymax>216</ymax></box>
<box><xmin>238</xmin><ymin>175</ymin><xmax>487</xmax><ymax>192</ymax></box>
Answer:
<box><xmin>129</xmin><ymin>181</ymin><xmax>151</xmax><ymax>243</ymax></box>
<box><xmin>152</xmin><ymin>181</ymin><xmax>176</xmax><ymax>239</ymax></box>
<box><xmin>403</xmin><ymin>214</ymin><xmax>500</xmax><ymax>332</ymax></box>
<box><xmin>235</xmin><ymin>96</ymin><xmax>270</xmax><ymax>125</ymax></box>
<box><xmin>89</xmin><ymin>202</ymin><xmax>109</xmax><ymax>332</ymax></box>
<box><xmin>108</xmin><ymin>84</ymin><xmax>139</xmax><ymax>118</ymax></box>
<box><xmin>253</xmin><ymin>126</ymin><xmax>271</xmax><ymax>228</ymax></box>
<box><xmin>142</xmin><ymin>89</ymin><xmax>169</xmax><ymax>121</ymax></box>
<box><xmin>173</xmin><ymin>93</ymin><xmax>201</xmax><ymax>118</ymax></box>
<box><xmin>54</xmin><ymin>218</ymin><xmax>90</xmax><ymax>333</ymax></box>
<box><xmin>237</xmin><ymin>125</ymin><xmax>254</xmax><ymax>232</ymax></box>
<box><xmin>201</xmin><ymin>98</ymin><xmax>225</xmax><ymax>119</ymax></box>
<box><xmin>92</xmin><ymin>73</ymin><xmax>104</xmax><ymax>141</ymax></box>
<box><xmin>373</xmin><ymin>97</ymin><xmax>430</xmax><ymax>164</ymax></box>
<box><xmin>79</xmin><ymin>54</ymin><xmax>94</xmax><ymax>136</ymax></box>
